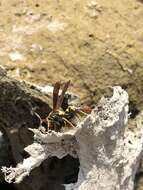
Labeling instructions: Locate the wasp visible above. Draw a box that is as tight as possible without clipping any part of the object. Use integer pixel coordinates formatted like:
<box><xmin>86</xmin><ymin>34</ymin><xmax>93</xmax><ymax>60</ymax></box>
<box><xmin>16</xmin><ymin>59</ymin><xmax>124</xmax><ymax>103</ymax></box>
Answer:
<box><xmin>41</xmin><ymin>81</ymin><xmax>91</xmax><ymax>132</ymax></box>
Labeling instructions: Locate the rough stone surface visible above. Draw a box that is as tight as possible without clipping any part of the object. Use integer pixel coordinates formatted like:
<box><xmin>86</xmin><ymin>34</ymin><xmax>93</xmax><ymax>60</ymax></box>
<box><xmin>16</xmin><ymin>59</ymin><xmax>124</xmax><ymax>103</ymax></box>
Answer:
<box><xmin>2</xmin><ymin>86</ymin><xmax>143</xmax><ymax>190</ymax></box>
<box><xmin>0</xmin><ymin>68</ymin><xmax>80</xmax><ymax>190</ymax></box>
<box><xmin>0</xmin><ymin>0</ymin><xmax>143</xmax><ymax>114</ymax></box>
<box><xmin>0</xmin><ymin>0</ymin><xmax>143</xmax><ymax>189</ymax></box>
<box><xmin>0</xmin><ymin>67</ymin><xmax>52</xmax><ymax>189</ymax></box>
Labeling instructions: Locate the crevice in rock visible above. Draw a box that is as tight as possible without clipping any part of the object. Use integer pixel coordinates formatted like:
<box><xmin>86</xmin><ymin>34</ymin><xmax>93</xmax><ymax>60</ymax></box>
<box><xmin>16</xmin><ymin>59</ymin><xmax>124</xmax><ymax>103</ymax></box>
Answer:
<box><xmin>0</xmin><ymin>181</ymin><xmax>16</xmax><ymax>190</ymax></box>
<box><xmin>47</xmin><ymin>155</ymin><xmax>80</xmax><ymax>188</ymax></box>
<box><xmin>129</xmin><ymin>101</ymin><xmax>140</xmax><ymax>119</ymax></box>
<box><xmin>134</xmin><ymin>172</ymin><xmax>143</xmax><ymax>190</ymax></box>
<box><xmin>13</xmin><ymin>155</ymin><xmax>79</xmax><ymax>190</ymax></box>
<box><xmin>0</xmin><ymin>127</ymin><xmax>16</xmax><ymax>167</ymax></box>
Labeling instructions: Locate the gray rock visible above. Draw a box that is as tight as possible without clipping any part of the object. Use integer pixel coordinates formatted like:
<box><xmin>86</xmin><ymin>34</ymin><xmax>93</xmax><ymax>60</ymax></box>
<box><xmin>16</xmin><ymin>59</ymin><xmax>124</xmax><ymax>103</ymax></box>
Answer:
<box><xmin>3</xmin><ymin>86</ymin><xmax>143</xmax><ymax>190</ymax></box>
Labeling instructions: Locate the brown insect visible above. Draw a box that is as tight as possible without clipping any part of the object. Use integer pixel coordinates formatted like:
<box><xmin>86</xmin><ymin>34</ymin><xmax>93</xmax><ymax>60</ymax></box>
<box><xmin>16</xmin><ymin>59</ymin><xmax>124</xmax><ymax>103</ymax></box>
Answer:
<box><xmin>42</xmin><ymin>81</ymin><xmax>91</xmax><ymax>132</ymax></box>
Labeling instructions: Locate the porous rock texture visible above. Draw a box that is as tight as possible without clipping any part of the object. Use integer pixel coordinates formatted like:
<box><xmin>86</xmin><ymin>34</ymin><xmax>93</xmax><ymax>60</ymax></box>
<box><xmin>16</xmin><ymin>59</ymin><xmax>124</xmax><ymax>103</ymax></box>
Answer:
<box><xmin>0</xmin><ymin>67</ymin><xmax>55</xmax><ymax>190</ymax></box>
<box><xmin>0</xmin><ymin>67</ymin><xmax>80</xmax><ymax>190</ymax></box>
<box><xmin>2</xmin><ymin>85</ymin><xmax>143</xmax><ymax>190</ymax></box>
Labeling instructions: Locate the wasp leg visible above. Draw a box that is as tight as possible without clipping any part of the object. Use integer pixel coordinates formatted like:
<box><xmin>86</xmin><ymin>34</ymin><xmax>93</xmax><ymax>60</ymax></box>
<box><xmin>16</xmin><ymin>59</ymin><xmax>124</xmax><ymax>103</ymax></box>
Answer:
<box><xmin>34</xmin><ymin>112</ymin><xmax>42</xmax><ymax>126</ymax></box>
<box><xmin>63</xmin><ymin>118</ymin><xmax>75</xmax><ymax>128</ymax></box>
<box><xmin>33</xmin><ymin>112</ymin><xmax>47</xmax><ymax>133</ymax></box>
<box><xmin>48</xmin><ymin>119</ymin><xmax>54</xmax><ymax>131</ymax></box>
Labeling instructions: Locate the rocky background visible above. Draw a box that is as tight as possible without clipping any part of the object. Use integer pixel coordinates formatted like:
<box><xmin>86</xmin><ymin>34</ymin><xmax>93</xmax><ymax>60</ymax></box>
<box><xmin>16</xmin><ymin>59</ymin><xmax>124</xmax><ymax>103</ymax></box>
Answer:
<box><xmin>0</xmin><ymin>0</ymin><xmax>143</xmax><ymax>189</ymax></box>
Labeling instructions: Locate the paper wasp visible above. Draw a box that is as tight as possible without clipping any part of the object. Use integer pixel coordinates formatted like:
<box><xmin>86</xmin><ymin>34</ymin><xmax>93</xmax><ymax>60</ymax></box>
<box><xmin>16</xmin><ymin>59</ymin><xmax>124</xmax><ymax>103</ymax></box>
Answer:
<box><xmin>41</xmin><ymin>81</ymin><xmax>91</xmax><ymax>132</ymax></box>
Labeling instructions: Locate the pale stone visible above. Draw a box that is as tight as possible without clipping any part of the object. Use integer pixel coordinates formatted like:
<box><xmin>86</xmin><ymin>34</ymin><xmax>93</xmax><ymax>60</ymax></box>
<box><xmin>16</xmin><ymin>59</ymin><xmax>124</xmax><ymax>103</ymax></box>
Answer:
<box><xmin>2</xmin><ymin>86</ymin><xmax>143</xmax><ymax>190</ymax></box>
<box><xmin>9</xmin><ymin>51</ymin><xmax>25</xmax><ymax>62</ymax></box>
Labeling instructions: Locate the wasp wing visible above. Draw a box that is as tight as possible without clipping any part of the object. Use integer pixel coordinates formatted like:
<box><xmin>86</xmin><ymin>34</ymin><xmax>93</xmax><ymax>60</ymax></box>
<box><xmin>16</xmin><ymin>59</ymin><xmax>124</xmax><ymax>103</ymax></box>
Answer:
<box><xmin>53</xmin><ymin>81</ymin><xmax>61</xmax><ymax>111</ymax></box>
<box><xmin>57</xmin><ymin>80</ymin><xmax>70</xmax><ymax>109</ymax></box>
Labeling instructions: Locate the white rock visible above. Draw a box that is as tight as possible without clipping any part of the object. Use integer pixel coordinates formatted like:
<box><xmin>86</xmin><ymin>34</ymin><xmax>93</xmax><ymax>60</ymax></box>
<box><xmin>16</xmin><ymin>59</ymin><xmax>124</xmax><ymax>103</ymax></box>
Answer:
<box><xmin>9</xmin><ymin>51</ymin><xmax>25</xmax><ymax>62</ymax></box>
<box><xmin>47</xmin><ymin>20</ymin><xmax>66</xmax><ymax>33</ymax></box>
<box><xmin>2</xmin><ymin>86</ymin><xmax>143</xmax><ymax>190</ymax></box>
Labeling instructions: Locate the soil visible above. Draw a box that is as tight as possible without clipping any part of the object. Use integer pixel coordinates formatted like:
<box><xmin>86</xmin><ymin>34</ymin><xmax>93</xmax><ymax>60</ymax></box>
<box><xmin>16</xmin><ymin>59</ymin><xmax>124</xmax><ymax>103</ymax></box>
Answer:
<box><xmin>0</xmin><ymin>0</ymin><xmax>143</xmax><ymax>189</ymax></box>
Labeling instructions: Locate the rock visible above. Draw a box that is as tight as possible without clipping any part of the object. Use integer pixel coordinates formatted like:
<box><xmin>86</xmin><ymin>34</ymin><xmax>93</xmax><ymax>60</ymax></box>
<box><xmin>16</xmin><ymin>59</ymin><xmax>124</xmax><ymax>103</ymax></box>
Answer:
<box><xmin>0</xmin><ymin>67</ymin><xmax>80</xmax><ymax>190</ymax></box>
<box><xmin>2</xmin><ymin>0</ymin><xmax>143</xmax><ymax>116</ymax></box>
<box><xmin>2</xmin><ymin>86</ymin><xmax>143</xmax><ymax>190</ymax></box>
<box><xmin>0</xmin><ymin>130</ymin><xmax>12</xmax><ymax>175</ymax></box>
<box><xmin>86</xmin><ymin>0</ymin><xmax>103</xmax><ymax>18</ymax></box>
<box><xmin>47</xmin><ymin>20</ymin><xmax>67</xmax><ymax>33</ymax></box>
<box><xmin>0</xmin><ymin>67</ymin><xmax>52</xmax><ymax>189</ymax></box>
<box><xmin>9</xmin><ymin>51</ymin><xmax>26</xmax><ymax>62</ymax></box>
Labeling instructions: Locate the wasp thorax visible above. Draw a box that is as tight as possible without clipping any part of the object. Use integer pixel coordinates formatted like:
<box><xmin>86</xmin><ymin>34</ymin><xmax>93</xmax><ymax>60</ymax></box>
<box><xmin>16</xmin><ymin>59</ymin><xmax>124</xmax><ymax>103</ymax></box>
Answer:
<box><xmin>44</xmin><ymin>81</ymin><xmax>88</xmax><ymax>132</ymax></box>
<box><xmin>49</xmin><ymin>111</ymin><xmax>66</xmax><ymax>131</ymax></box>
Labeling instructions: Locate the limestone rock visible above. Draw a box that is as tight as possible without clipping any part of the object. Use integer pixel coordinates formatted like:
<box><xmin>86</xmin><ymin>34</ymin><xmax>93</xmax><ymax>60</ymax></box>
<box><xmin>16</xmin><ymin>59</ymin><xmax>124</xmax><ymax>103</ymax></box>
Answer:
<box><xmin>2</xmin><ymin>86</ymin><xmax>143</xmax><ymax>190</ymax></box>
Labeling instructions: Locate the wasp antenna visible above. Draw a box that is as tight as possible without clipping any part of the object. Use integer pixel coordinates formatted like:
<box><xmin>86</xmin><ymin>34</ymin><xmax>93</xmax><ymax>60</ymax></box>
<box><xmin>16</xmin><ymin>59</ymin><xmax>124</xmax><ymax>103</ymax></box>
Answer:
<box><xmin>57</xmin><ymin>80</ymin><xmax>70</xmax><ymax>109</ymax></box>
<box><xmin>53</xmin><ymin>81</ymin><xmax>61</xmax><ymax>111</ymax></box>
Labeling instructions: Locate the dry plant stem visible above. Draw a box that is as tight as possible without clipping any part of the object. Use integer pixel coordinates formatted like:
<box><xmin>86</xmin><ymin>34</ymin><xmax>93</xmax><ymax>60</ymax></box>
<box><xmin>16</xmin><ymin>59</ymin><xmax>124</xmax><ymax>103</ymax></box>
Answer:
<box><xmin>2</xmin><ymin>86</ymin><xmax>143</xmax><ymax>190</ymax></box>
